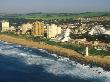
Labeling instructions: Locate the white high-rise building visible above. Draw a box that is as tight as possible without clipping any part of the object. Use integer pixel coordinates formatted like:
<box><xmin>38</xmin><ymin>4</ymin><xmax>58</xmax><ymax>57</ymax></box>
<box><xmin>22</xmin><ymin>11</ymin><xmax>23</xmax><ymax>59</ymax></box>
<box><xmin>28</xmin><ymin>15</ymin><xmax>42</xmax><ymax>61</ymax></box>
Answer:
<box><xmin>1</xmin><ymin>20</ymin><xmax>10</xmax><ymax>32</ymax></box>
<box><xmin>47</xmin><ymin>24</ymin><xmax>61</xmax><ymax>38</ymax></box>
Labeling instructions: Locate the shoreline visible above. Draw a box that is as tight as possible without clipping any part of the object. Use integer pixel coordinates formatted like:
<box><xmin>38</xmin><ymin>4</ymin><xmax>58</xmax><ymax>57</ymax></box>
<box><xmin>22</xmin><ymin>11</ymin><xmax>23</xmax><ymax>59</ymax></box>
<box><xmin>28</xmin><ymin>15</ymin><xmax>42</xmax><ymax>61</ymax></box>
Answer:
<box><xmin>0</xmin><ymin>34</ymin><xmax>110</xmax><ymax>71</ymax></box>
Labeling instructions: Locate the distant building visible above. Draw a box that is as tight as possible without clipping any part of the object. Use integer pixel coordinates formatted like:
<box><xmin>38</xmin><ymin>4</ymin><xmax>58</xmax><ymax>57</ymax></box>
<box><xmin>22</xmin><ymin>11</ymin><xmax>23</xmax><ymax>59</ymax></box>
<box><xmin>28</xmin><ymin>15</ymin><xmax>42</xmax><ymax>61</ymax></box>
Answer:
<box><xmin>72</xmin><ymin>38</ymin><xmax>87</xmax><ymax>45</ymax></box>
<box><xmin>15</xmin><ymin>26</ymin><xmax>22</xmax><ymax>35</ymax></box>
<box><xmin>9</xmin><ymin>26</ymin><xmax>16</xmax><ymax>32</ymax></box>
<box><xmin>61</xmin><ymin>28</ymin><xmax>71</xmax><ymax>42</ymax></box>
<box><xmin>55</xmin><ymin>28</ymin><xmax>71</xmax><ymax>42</ymax></box>
<box><xmin>104</xmin><ymin>30</ymin><xmax>110</xmax><ymax>35</ymax></box>
<box><xmin>47</xmin><ymin>24</ymin><xmax>61</xmax><ymax>38</ymax></box>
<box><xmin>21</xmin><ymin>23</ymin><xmax>33</xmax><ymax>34</ymax></box>
<box><xmin>94</xmin><ymin>43</ymin><xmax>108</xmax><ymax>50</ymax></box>
<box><xmin>32</xmin><ymin>21</ymin><xmax>44</xmax><ymax>36</ymax></box>
<box><xmin>89</xmin><ymin>25</ymin><xmax>106</xmax><ymax>35</ymax></box>
<box><xmin>0</xmin><ymin>20</ymin><xmax>10</xmax><ymax>32</ymax></box>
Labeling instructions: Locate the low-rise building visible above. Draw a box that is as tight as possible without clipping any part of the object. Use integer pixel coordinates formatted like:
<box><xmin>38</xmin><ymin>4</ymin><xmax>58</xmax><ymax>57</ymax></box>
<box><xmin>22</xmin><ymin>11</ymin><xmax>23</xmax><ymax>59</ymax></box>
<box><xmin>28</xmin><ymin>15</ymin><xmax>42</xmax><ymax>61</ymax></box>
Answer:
<box><xmin>9</xmin><ymin>26</ymin><xmax>16</xmax><ymax>32</ymax></box>
<box><xmin>94</xmin><ymin>43</ymin><xmax>108</xmax><ymax>50</ymax></box>
<box><xmin>21</xmin><ymin>23</ymin><xmax>32</xmax><ymax>34</ymax></box>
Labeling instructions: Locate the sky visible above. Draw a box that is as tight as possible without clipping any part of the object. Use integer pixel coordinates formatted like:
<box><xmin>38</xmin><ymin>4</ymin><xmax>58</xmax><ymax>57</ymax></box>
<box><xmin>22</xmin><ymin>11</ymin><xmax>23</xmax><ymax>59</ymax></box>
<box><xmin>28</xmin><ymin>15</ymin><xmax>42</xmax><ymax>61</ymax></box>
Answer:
<box><xmin>0</xmin><ymin>0</ymin><xmax>110</xmax><ymax>14</ymax></box>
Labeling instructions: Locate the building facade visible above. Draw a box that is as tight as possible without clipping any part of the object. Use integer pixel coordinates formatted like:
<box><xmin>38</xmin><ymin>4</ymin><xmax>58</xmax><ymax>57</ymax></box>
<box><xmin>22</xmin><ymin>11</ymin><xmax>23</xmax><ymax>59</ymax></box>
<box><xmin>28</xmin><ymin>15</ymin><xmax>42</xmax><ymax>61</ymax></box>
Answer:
<box><xmin>9</xmin><ymin>26</ymin><xmax>16</xmax><ymax>32</ymax></box>
<box><xmin>60</xmin><ymin>28</ymin><xmax>71</xmax><ymax>42</ymax></box>
<box><xmin>32</xmin><ymin>21</ymin><xmax>44</xmax><ymax>36</ymax></box>
<box><xmin>47</xmin><ymin>24</ymin><xmax>61</xmax><ymax>38</ymax></box>
<box><xmin>0</xmin><ymin>20</ymin><xmax>10</xmax><ymax>32</ymax></box>
<box><xmin>21</xmin><ymin>23</ymin><xmax>33</xmax><ymax>34</ymax></box>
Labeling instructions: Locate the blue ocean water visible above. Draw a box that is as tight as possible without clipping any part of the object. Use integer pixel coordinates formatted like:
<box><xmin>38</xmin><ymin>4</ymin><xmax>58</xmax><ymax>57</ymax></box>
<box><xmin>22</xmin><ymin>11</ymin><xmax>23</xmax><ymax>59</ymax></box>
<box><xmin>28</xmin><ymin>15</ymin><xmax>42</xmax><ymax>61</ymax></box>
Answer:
<box><xmin>0</xmin><ymin>41</ymin><xmax>110</xmax><ymax>82</ymax></box>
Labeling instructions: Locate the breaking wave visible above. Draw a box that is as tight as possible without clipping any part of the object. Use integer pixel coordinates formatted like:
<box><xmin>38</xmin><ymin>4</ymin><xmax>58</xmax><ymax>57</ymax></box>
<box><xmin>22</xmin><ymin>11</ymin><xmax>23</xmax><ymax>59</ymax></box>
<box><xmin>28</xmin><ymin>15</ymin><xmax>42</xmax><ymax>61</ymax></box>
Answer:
<box><xmin>0</xmin><ymin>41</ymin><xmax>110</xmax><ymax>82</ymax></box>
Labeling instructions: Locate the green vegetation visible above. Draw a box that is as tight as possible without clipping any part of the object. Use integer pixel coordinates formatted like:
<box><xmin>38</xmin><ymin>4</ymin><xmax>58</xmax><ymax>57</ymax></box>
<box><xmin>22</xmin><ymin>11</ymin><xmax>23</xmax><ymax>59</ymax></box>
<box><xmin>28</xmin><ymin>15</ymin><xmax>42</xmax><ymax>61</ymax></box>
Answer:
<box><xmin>1</xmin><ymin>32</ymin><xmax>110</xmax><ymax>56</ymax></box>
<box><xmin>19</xmin><ymin>12</ymin><xmax>110</xmax><ymax>20</ymax></box>
<box><xmin>1</xmin><ymin>12</ymin><xmax>110</xmax><ymax>20</ymax></box>
<box><xmin>89</xmin><ymin>48</ymin><xmax>110</xmax><ymax>56</ymax></box>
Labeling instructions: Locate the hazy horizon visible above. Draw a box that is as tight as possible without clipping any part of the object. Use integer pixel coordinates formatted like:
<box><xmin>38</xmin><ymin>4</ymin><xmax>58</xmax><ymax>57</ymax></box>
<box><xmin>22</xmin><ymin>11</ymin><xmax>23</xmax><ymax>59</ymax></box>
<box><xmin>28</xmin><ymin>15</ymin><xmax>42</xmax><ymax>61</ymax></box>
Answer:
<box><xmin>0</xmin><ymin>0</ymin><xmax>110</xmax><ymax>14</ymax></box>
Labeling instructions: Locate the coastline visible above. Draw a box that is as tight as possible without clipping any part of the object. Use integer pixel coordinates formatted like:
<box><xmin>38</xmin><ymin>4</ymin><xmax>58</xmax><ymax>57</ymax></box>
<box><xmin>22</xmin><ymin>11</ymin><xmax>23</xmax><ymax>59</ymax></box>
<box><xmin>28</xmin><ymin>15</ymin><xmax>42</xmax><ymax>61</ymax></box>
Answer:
<box><xmin>0</xmin><ymin>34</ymin><xmax>110</xmax><ymax>70</ymax></box>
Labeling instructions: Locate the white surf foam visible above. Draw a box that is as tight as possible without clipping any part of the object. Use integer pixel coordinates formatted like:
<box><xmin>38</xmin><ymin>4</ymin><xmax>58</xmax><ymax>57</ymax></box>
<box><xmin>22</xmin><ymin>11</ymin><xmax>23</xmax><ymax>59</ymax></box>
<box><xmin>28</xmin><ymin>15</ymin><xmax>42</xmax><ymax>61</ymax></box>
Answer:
<box><xmin>0</xmin><ymin>41</ymin><xmax>110</xmax><ymax>82</ymax></box>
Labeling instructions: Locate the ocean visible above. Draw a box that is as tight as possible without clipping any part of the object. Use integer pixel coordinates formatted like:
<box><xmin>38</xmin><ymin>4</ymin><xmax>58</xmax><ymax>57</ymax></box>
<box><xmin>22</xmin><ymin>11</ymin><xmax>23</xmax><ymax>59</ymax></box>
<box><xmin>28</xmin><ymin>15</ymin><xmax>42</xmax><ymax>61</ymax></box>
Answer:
<box><xmin>0</xmin><ymin>41</ymin><xmax>110</xmax><ymax>82</ymax></box>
